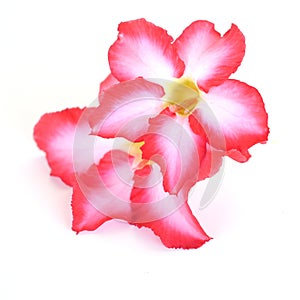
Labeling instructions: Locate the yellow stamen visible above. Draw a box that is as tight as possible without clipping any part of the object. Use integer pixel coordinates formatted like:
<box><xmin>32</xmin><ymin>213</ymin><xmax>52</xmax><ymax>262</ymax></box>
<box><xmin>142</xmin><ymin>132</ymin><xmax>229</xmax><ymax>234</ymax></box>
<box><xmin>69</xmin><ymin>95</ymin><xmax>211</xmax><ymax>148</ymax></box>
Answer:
<box><xmin>128</xmin><ymin>141</ymin><xmax>144</xmax><ymax>161</ymax></box>
<box><xmin>127</xmin><ymin>141</ymin><xmax>152</xmax><ymax>169</ymax></box>
<box><xmin>163</xmin><ymin>76</ymin><xmax>202</xmax><ymax>116</ymax></box>
<box><xmin>176</xmin><ymin>76</ymin><xmax>200</xmax><ymax>93</ymax></box>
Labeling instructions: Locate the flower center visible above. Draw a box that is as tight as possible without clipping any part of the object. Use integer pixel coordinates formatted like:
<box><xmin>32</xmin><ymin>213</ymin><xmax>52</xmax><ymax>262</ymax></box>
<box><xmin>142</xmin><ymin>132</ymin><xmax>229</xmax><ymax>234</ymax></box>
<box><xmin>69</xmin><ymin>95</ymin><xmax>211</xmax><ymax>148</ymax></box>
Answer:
<box><xmin>113</xmin><ymin>138</ymin><xmax>151</xmax><ymax>171</ymax></box>
<box><xmin>163</xmin><ymin>76</ymin><xmax>202</xmax><ymax>116</ymax></box>
<box><xmin>128</xmin><ymin>141</ymin><xmax>151</xmax><ymax>170</ymax></box>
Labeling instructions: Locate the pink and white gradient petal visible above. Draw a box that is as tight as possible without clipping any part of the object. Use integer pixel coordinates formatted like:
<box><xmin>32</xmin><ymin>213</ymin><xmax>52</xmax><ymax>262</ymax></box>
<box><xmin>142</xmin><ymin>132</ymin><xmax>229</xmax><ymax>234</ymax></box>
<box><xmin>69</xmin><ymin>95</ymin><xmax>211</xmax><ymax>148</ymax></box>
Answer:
<box><xmin>34</xmin><ymin>107</ymin><xmax>115</xmax><ymax>186</ymax></box>
<box><xmin>131</xmin><ymin>163</ymin><xmax>210</xmax><ymax>249</ymax></box>
<box><xmin>136</xmin><ymin>202</ymin><xmax>211</xmax><ymax>249</ymax></box>
<box><xmin>141</xmin><ymin>113</ymin><xmax>201</xmax><ymax>195</ymax></box>
<box><xmin>34</xmin><ymin>107</ymin><xmax>84</xmax><ymax>186</ymax></box>
<box><xmin>71</xmin><ymin>179</ymin><xmax>111</xmax><ymax>233</ymax></box>
<box><xmin>75</xmin><ymin>150</ymin><xmax>135</xmax><ymax>221</ymax></box>
<box><xmin>108</xmin><ymin>18</ymin><xmax>185</xmax><ymax>81</ymax></box>
<box><xmin>90</xmin><ymin>78</ymin><xmax>165</xmax><ymax>141</ymax></box>
<box><xmin>193</xmin><ymin>79</ymin><xmax>269</xmax><ymax>162</ymax></box>
<box><xmin>174</xmin><ymin>21</ymin><xmax>245</xmax><ymax>92</ymax></box>
<box><xmin>130</xmin><ymin>163</ymin><xmax>183</xmax><ymax>223</ymax></box>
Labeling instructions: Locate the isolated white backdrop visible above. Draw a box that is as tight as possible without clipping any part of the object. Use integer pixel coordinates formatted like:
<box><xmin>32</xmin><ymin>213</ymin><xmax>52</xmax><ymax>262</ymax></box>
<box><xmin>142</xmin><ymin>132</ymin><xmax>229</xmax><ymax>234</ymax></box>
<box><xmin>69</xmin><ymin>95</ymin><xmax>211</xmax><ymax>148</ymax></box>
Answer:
<box><xmin>1</xmin><ymin>0</ymin><xmax>299</xmax><ymax>299</ymax></box>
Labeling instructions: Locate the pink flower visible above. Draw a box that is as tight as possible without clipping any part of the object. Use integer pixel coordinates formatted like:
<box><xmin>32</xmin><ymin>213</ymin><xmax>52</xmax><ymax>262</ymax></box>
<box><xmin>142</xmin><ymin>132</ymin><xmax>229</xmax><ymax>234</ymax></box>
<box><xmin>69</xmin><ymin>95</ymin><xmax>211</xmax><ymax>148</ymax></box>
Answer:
<box><xmin>95</xmin><ymin>19</ymin><xmax>269</xmax><ymax>165</ymax></box>
<box><xmin>34</xmin><ymin>106</ymin><xmax>210</xmax><ymax>249</ymax></box>
<box><xmin>33</xmin><ymin>19</ymin><xmax>269</xmax><ymax>249</ymax></box>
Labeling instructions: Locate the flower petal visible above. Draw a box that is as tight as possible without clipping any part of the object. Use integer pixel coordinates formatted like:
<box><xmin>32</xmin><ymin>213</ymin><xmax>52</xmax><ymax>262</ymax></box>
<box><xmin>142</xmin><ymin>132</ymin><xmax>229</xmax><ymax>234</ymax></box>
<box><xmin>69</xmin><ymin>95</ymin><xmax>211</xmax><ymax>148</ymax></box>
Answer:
<box><xmin>99</xmin><ymin>73</ymin><xmax>119</xmax><ymax>95</ymax></box>
<box><xmin>130</xmin><ymin>165</ymin><xmax>210</xmax><ymax>248</ymax></box>
<box><xmin>174</xmin><ymin>21</ymin><xmax>245</xmax><ymax>92</ymax></box>
<box><xmin>198</xmin><ymin>144</ymin><xmax>224</xmax><ymax>180</ymax></box>
<box><xmin>34</xmin><ymin>107</ymin><xmax>84</xmax><ymax>186</ymax></box>
<box><xmin>189</xmin><ymin>114</ymin><xmax>224</xmax><ymax>180</ymax></box>
<box><xmin>108</xmin><ymin>18</ymin><xmax>185</xmax><ymax>81</ymax></box>
<box><xmin>34</xmin><ymin>107</ymin><xmax>115</xmax><ymax>186</ymax></box>
<box><xmin>130</xmin><ymin>162</ymin><xmax>183</xmax><ymax>223</ymax></box>
<box><xmin>137</xmin><ymin>203</ymin><xmax>211</xmax><ymax>249</ymax></box>
<box><xmin>71</xmin><ymin>180</ymin><xmax>111</xmax><ymax>233</ymax></box>
<box><xmin>141</xmin><ymin>113</ymin><xmax>200</xmax><ymax>194</ymax></box>
<box><xmin>193</xmin><ymin>79</ymin><xmax>269</xmax><ymax>162</ymax></box>
<box><xmin>90</xmin><ymin>78</ymin><xmax>165</xmax><ymax>141</ymax></box>
<box><xmin>75</xmin><ymin>150</ymin><xmax>135</xmax><ymax>221</ymax></box>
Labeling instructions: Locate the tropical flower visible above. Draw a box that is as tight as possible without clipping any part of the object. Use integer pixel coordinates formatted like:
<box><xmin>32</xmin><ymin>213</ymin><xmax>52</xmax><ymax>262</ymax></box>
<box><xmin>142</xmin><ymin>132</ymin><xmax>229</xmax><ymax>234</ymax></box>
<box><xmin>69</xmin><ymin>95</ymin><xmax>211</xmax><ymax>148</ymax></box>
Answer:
<box><xmin>34</xmin><ymin>106</ymin><xmax>210</xmax><ymax>249</ymax></box>
<box><xmin>34</xmin><ymin>19</ymin><xmax>269</xmax><ymax>249</ymax></box>
<box><xmin>95</xmin><ymin>18</ymin><xmax>269</xmax><ymax>166</ymax></box>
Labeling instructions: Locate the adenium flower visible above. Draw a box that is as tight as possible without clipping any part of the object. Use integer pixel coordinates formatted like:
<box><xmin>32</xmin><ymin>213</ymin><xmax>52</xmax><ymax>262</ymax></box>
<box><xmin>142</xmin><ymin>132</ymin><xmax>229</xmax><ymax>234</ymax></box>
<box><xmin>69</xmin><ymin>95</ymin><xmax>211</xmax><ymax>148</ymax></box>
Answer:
<box><xmin>96</xmin><ymin>18</ymin><xmax>269</xmax><ymax>165</ymax></box>
<box><xmin>34</xmin><ymin>106</ymin><xmax>210</xmax><ymax>249</ymax></box>
<box><xmin>34</xmin><ymin>18</ymin><xmax>269</xmax><ymax>250</ymax></box>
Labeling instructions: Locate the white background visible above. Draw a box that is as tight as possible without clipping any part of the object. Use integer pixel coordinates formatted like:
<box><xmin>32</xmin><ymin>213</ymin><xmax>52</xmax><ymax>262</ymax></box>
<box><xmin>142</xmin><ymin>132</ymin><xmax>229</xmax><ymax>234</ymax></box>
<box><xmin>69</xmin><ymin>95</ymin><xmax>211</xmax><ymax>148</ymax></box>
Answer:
<box><xmin>1</xmin><ymin>0</ymin><xmax>299</xmax><ymax>299</ymax></box>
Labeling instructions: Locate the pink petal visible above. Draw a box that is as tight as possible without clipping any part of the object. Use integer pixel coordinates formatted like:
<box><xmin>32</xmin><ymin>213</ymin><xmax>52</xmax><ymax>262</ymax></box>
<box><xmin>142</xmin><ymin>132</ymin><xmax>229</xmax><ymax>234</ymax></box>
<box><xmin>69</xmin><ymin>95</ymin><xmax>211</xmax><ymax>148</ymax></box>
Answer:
<box><xmin>71</xmin><ymin>180</ymin><xmax>111</xmax><ymax>233</ymax></box>
<box><xmin>130</xmin><ymin>164</ymin><xmax>210</xmax><ymax>248</ymax></box>
<box><xmin>189</xmin><ymin>114</ymin><xmax>224</xmax><ymax>180</ymax></box>
<box><xmin>90</xmin><ymin>78</ymin><xmax>165</xmax><ymax>141</ymax></box>
<box><xmin>174</xmin><ymin>21</ymin><xmax>245</xmax><ymax>92</ymax></box>
<box><xmin>34</xmin><ymin>107</ymin><xmax>84</xmax><ymax>186</ymax></box>
<box><xmin>141</xmin><ymin>113</ymin><xmax>201</xmax><ymax>194</ymax></box>
<box><xmin>198</xmin><ymin>143</ymin><xmax>224</xmax><ymax>180</ymax></box>
<box><xmin>34</xmin><ymin>107</ymin><xmax>115</xmax><ymax>186</ymax></box>
<box><xmin>131</xmin><ymin>163</ymin><xmax>167</xmax><ymax>205</ymax></box>
<box><xmin>72</xmin><ymin>108</ymin><xmax>115</xmax><ymax>174</ymax></box>
<box><xmin>108</xmin><ymin>18</ymin><xmax>185</xmax><ymax>81</ymax></box>
<box><xmin>137</xmin><ymin>203</ymin><xmax>211</xmax><ymax>249</ymax></box>
<box><xmin>99</xmin><ymin>73</ymin><xmax>119</xmax><ymax>95</ymax></box>
<box><xmin>75</xmin><ymin>150</ymin><xmax>135</xmax><ymax>221</ymax></box>
<box><xmin>130</xmin><ymin>163</ymin><xmax>184</xmax><ymax>223</ymax></box>
<box><xmin>192</xmin><ymin>79</ymin><xmax>269</xmax><ymax>162</ymax></box>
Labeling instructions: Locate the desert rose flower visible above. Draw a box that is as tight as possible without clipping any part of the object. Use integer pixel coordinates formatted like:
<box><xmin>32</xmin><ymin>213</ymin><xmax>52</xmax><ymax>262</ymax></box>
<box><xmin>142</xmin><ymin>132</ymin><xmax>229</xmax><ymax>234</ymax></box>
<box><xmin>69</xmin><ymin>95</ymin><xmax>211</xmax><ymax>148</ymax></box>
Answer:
<box><xmin>34</xmin><ymin>106</ymin><xmax>210</xmax><ymax>249</ymax></box>
<box><xmin>34</xmin><ymin>19</ymin><xmax>269</xmax><ymax>249</ymax></box>
<box><xmin>96</xmin><ymin>19</ymin><xmax>269</xmax><ymax>164</ymax></box>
